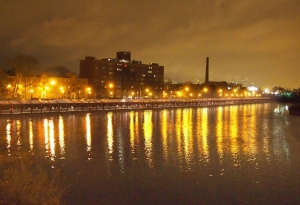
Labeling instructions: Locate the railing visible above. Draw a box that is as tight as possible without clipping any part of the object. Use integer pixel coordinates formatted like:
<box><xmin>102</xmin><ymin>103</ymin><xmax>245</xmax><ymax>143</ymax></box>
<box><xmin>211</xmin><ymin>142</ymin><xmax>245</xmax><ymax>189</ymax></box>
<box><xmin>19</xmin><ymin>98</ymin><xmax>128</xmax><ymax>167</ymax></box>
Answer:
<box><xmin>0</xmin><ymin>97</ymin><xmax>271</xmax><ymax>115</ymax></box>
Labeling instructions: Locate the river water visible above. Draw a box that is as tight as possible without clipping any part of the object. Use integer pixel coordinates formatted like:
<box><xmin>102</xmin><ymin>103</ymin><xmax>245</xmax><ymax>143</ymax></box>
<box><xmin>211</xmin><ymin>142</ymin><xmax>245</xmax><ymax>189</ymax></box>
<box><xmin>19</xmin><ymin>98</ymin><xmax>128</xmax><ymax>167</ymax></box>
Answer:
<box><xmin>1</xmin><ymin>103</ymin><xmax>300</xmax><ymax>205</ymax></box>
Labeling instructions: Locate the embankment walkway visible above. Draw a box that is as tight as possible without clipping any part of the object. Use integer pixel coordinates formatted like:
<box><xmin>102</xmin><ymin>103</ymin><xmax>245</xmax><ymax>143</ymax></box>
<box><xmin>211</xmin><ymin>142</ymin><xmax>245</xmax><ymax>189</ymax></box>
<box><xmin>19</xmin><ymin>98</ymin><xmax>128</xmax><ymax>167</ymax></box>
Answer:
<box><xmin>0</xmin><ymin>97</ymin><xmax>271</xmax><ymax>115</ymax></box>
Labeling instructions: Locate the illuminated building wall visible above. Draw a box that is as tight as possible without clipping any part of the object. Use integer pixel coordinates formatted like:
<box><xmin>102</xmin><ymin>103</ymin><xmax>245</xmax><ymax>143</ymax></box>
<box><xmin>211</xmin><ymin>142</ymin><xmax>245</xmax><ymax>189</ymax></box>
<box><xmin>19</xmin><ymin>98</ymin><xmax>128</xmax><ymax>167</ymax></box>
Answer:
<box><xmin>7</xmin><ymin>74</ymin><xmax>89</xmax><ymax>100</ymax></box>
<box><xmin>79</xmin><ymin>51</ymin><xmax>164</xmax><ymax>99</ymax></box>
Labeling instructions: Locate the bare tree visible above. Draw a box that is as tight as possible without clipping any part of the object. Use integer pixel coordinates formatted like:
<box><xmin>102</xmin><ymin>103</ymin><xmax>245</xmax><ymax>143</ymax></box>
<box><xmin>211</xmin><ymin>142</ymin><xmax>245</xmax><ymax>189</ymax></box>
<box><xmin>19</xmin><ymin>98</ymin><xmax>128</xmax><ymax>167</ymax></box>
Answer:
<box><xmin>5</xmin><ymin>54</ymin><xmax>40</xmax><ymax>99</ymax></box>
<box><xmin>0</xmin><ymin>68</ymin><xmax>11</xmax><ymax>99</ymax></box>
<box><xmin>43</xmin><ymin>66</ymin><xmax>76</xmax><ymax>77</ymax></box>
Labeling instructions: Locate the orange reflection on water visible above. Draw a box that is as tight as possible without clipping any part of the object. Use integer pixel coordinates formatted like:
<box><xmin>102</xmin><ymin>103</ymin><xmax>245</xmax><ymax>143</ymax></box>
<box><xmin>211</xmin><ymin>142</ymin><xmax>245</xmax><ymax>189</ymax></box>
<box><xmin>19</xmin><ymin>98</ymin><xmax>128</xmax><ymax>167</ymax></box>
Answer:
<box><xmin>201</xmin><ymin>108</ymin><xmax>209</xmax><ymax>162</ymax></box>
<box><xmin>107</xmin><ymin>112</ymin><xmax>113</xmax><ymax>159</ymax></box>
<box><xmin>85</xmin><ymin>113</ymin><xmax>92</xmax><ymax>159</ymax></box>
<box><xmin>144</xmin><ymin>110</ymin><xmax>153</xmax><ymax>167</ymax></box>
<box><xmin>161</xmin><ymin>109</ymin><xmax>168</xmax><ymax>161</ymax></box>
<box><xmin>242</xmin><ymin>105</ymin><xmax>258</xmax><ymax>159</ymax></box>
<box><xmin>58</xmin><ymin>116</ymin><xmax>65</xmax><ymax>158</ymax></box>
<box><xmin>175</xmin><ymin>109</ymin><xmax>183</xmax><ymax>163</ymax></box>
<box><xmin>216</xmin><ymin>107</ymin><xmax>224</xmax><ymax>162</ymax></box>
<box><xmin>49</xmin><ymin>119</ymin><xmax>55</xmax><ymax>161</ymax></box>
<box><xmin>6</xmin><ymin>120</ymin><xmax>11</xmax><ymax>155</ymax></box>
<box><xmin>135</xmin><ymin>112</ymin><xmax>140</xmax><ymax>144</ymax></box>
<box><xmin>229</xmin><ymin>106</ymin><xmax>239</xmax><ymax>164</ymax></box>
<box><xmin>44</xmin><ymin>119</ymin><xmax>49</xmax><ymax>156</ymax></box>
<box><xmin>29</xmin><ymin>120</ymin><xmax>34</xmax><ymax>153</ymax></box>
<box><xmin>182</xmin><ymin>108</ymin><xmax>194</xmax><ymax>169</ymax></box>
<box><xmin>16</xmin><ymin>120</ymin><xmax>21</xmax><ymax>148</ymax></box>
<box><xmin>44</xmin><ymin>118</ymin><xmax>56</xmax><ymax>161</ymax></box>
<box><xmin>175</xmin><ymin>109</ymin><xmax>184</xmax><ymax>167</ymax></box>
<box><xmin>129</xmin><ymin>111</ymin><xmax>135</xmax><ymax>154</ymax></box>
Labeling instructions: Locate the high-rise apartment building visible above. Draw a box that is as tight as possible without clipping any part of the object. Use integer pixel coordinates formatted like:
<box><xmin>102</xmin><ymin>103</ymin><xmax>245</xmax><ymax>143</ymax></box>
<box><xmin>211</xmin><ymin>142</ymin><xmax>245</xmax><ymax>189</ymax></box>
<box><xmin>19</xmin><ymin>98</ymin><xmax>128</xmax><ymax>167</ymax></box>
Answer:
<box><xmin>80</xmin><ymin>51</ymin><xmax>164</xmax><ymax>98</ymax></box>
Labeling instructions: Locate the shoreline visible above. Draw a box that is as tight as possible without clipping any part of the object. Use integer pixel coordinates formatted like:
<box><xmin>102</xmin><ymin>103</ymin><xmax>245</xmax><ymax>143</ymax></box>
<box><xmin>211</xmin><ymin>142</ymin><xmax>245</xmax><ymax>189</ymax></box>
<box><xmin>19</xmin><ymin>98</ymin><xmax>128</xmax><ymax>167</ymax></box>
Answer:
<box><xmin>0</xmin><ymin>97</ymin><xmax>271</xmax><ymax>116</ymax></box>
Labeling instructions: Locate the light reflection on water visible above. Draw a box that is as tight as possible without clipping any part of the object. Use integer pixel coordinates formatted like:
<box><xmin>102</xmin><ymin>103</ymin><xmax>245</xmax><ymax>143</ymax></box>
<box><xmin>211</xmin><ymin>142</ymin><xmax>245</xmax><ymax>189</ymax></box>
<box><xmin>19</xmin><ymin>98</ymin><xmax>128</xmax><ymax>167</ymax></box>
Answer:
<box><xmin>144</xmin><ymin>110</ymin><xmax>153</xmax><ymax>167</ymax></box>
<box><xmin>6</xmin><ymin>120</ymin><xmax>11</xmax><ymax>155</ymax></box>
<box><xmin>2</xmin><ymin>103</ymin><xmax>300</xmax><ymax>204</ymax></box>
<box><xmin>1</xmin><ymin>103</ymin><xmax>295</xmax><ymax>171</ymax></box>
<box><xmin>58</xmin><ymin>116</ymin><xmax>65</xmax><ymax>158</ymax></box>
<box><xmin>107</xmin><ymin>112</ymin><xmax>113</xmax><ymax>159</ymax></box>
<box><xmin>85</xmin><ymin>113</ymin><xmax>91</xmax><ymax>159</ymax></box>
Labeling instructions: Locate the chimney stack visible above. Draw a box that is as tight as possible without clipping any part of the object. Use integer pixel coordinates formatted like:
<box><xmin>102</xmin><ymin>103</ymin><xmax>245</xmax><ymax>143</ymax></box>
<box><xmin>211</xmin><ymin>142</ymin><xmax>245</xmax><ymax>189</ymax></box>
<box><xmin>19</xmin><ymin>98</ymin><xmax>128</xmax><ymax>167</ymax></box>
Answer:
<box><xmin>205</xmin><ymin>57</ymin><xmax>209</xmax><ymax>83</ymax></box>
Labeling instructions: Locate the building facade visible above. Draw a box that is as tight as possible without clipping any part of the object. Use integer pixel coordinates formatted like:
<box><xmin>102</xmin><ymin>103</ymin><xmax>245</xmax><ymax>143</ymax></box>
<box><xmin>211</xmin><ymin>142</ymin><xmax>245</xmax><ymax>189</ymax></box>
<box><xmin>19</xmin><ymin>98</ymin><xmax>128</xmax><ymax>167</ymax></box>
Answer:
<box><xmin>79</xmin><ymin>51</ymin><xmax>164</xmax><ymax>99</ymax></box>
<box><xmin>6</xmin><ymin>75</ymin><xmax>90</xmax><ymax>100</ymax></box>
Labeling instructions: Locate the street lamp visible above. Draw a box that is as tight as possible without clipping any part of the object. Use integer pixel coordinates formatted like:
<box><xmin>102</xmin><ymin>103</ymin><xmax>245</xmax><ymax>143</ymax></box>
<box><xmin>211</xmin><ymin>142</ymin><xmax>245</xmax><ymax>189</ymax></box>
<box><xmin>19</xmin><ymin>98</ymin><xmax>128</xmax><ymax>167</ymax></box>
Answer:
<box><xmin>185</xmin><ymin>87</ymin><xmax>189</xmax><ymax>98</ymax></box>
<box><xmin>145</xmin><ymin>88</ymin><xmax>150</xmax><ymax>98</ymax></box>
<box><xmin>88</xmin><ymin>90</ymin><xmax>91</xmax><ymax>99</ymax></box>
<box><xmin>30</xmin><ymin>89</ymin><xmax>33</xmax><ymax>100</ymax></box>
<box><xmin>107</xmin><ymin>83</ymin><xmax>114</xmax><ymax>98</ymax></box>
<box><xmin>218</xmin><ymin>89</ymin><xmax>223</xmax><ymax>97</ymax></box>
<box><xmin>86</xmin><ymin>87</ymin><xmax>92</xmax><ymax>99</ymax></box>
<box><xmin>60</xmin><ymin>87</ymin><xmax>65</xmax><ymax>99</ymax></box>
<box><xmin>51</xmin><ymin>80</ymin><xmax>56</xmax><ymax>99</ymax></box>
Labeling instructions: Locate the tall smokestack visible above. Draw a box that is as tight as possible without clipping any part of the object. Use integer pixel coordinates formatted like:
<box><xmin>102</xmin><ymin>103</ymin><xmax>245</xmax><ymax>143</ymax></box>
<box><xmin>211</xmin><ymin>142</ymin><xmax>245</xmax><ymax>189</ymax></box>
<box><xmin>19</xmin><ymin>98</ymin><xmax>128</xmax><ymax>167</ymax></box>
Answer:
<box><xmin>205</xmin><ymin>57</ymin><xmax>209</xmax><ymax>83</ymax></box>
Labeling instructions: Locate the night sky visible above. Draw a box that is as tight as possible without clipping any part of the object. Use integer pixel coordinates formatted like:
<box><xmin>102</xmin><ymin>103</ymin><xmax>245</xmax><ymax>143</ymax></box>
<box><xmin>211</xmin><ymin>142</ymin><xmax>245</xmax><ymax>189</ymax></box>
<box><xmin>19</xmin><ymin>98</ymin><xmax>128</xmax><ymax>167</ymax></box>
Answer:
<box><xmin>1</xmin><ymin>0</ymin><xmax>299</xmax><ymax>89</ymax></box>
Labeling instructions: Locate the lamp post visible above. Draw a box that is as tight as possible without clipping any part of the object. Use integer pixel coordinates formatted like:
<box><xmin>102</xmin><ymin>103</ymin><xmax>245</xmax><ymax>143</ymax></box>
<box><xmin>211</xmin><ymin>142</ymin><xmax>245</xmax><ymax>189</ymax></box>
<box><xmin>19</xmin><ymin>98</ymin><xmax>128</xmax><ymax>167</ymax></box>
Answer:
<box><xmin>87</xmin><ymin>87</ymin><xmax>92</xmax><ymax>99</ymax></box>
<box><xmin>30</xmin><ymin>89</ymin><xmax>33</xmax><ymax>100</ymax></box>
<box><xmin>185</xmin><ymin>87</ymin><xmax>189</xmax><ymax>98</ymax></box>
<box><xmin>218</xmin><ymin>89</ymin><xmax>223</xmax><ymax>97</ymax></box>
<box><xmin>107</xmin><ymin>83</ymin><xmax>114</xmax><ymax>98</ymax></box>
<box><xmin>50</xmin><ymin>80</ymin><xmax>56</xmax><ymax>99</ymax></box>
<box><xmin>60</xmin><ymin>87</ymin><xmax>65</xmax><ymax>99</ymax></box>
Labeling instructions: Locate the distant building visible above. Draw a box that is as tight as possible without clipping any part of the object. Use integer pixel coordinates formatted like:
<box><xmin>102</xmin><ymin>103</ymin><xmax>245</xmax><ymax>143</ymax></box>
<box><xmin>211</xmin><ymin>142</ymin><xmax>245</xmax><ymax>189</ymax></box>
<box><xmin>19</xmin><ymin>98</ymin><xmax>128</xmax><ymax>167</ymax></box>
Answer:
<box><xmin>6</xmin><ymin>75</ymin><xmax>90</xmax><ymax>100</ymax></box>
<box><xmin>79</xmin><ymin>51</ymin><xmax>164</xmax><ymax>98</ymax></box>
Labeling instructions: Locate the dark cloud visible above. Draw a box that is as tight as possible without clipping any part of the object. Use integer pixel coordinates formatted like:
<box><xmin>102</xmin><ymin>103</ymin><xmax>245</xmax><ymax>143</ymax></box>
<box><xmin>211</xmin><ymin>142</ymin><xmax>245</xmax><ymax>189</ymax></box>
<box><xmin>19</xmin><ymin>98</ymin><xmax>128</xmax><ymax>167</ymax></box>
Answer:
<box><xmin>1</xmin><ymin>0</ymin><xmax>299</xmax><ymax>89</ymax></box>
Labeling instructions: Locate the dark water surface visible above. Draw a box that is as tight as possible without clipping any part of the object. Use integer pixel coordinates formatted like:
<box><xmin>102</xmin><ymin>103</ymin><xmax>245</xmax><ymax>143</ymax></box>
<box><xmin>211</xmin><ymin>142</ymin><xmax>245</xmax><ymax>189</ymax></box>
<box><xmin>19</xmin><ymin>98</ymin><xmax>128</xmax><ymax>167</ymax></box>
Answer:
<box><xmin>1</xmin><ymin>103</ymin><xmax>300</xmax><ymax>205</ymax></box>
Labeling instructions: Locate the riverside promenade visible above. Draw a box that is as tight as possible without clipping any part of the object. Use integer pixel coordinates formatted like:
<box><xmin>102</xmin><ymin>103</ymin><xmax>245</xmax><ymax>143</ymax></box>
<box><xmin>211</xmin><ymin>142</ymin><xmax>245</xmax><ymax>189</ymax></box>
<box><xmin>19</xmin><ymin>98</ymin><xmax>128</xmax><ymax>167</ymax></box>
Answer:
<box><xmin>0</xmin><ymin>97</ymin><xmax>271</xmax><ymax>115</ymax></box>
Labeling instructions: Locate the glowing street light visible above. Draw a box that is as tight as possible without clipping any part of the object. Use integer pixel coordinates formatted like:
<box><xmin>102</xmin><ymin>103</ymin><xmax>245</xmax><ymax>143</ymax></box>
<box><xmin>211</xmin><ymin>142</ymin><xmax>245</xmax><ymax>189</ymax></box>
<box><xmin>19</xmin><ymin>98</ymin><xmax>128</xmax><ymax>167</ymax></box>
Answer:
<box><xmin>50</xmin><ymin>80</ymin><xmax>56</xmax><ymax>99</ymax></box>
<box><xmin>30</xmin><ymin>89</ymin><xmax>33</xmax><ymax>100</ymax></box>
<box><xmin>107</xmin><ymin>83</ymin><xmax>114</xmax><ymax>98</ymax></box>
<box><xmin>60</xmin><ymin>87</ymin><xmax>65</xmax><ymax>99</ymax></box>
<box><xmin>218</xmin><ymin>89</ymin><xmax>223</xmax><ymax>97</ymax></box>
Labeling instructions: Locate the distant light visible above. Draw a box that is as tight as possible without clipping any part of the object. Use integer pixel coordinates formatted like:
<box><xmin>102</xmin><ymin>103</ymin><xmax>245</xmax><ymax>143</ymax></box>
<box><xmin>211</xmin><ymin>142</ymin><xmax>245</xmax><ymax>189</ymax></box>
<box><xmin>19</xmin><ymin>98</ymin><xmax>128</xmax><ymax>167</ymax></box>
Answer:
<box><xmin>248</xmin><ymin>86</ymin><xmax>258</xmax><ymax>92</ymax></box>
<box><xmin>264</xmin><ymin>88</ymin><xmax>270</xmax><ymax>94</ymax></box>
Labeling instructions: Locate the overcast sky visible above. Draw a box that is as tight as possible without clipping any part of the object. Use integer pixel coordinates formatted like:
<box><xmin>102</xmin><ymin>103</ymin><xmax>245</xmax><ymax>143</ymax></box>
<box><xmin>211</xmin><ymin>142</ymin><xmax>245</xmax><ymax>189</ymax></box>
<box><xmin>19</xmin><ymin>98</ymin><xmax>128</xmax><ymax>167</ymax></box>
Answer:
<box><xmin>1</xmin><ymin>0</ymin><xmax>299</xmax><ymax>89</ymax></box>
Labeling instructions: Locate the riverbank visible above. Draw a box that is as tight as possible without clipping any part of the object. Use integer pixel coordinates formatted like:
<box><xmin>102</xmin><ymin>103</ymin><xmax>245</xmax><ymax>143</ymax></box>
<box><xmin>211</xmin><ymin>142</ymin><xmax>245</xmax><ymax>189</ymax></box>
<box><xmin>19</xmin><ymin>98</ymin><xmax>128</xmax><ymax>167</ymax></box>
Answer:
<box><xmin>0</xmin><ymin>97</ymin><xmax>271</xmax><ymax>115</ymax></box>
